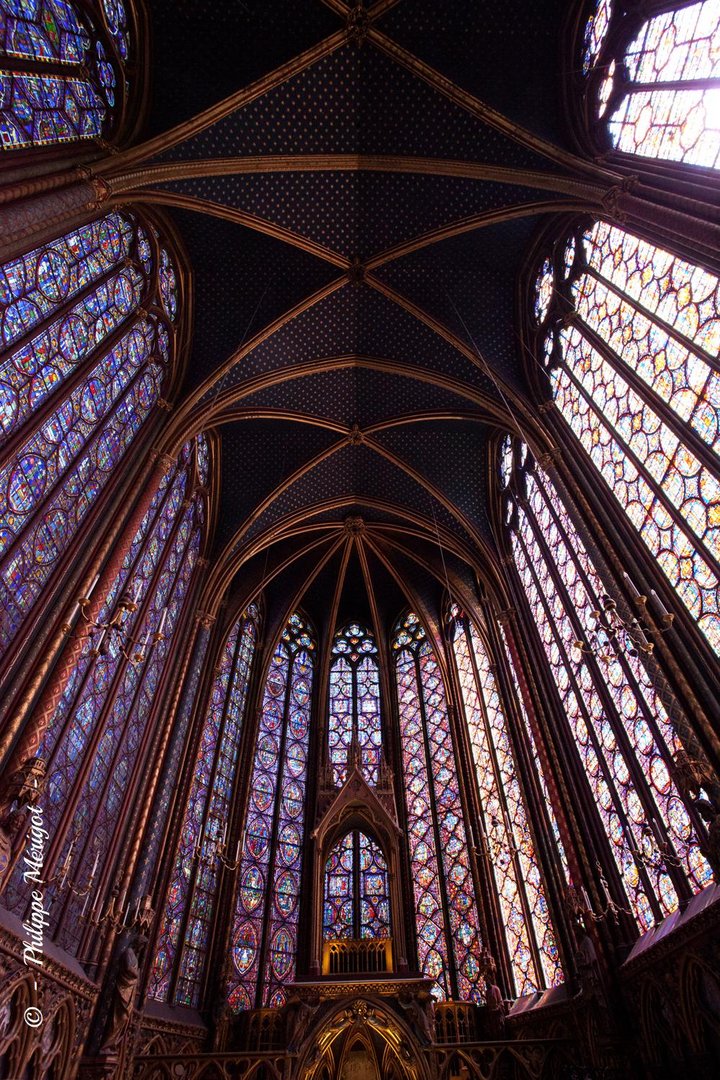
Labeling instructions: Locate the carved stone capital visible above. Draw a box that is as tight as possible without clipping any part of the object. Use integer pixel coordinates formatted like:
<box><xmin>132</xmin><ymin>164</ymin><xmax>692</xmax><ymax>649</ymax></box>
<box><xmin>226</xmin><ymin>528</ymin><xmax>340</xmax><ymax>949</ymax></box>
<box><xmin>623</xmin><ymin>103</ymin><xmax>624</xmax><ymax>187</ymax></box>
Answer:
<box><xmin>156</xmin><ymin>398</ymin><xmax>173</xmax><ymax>412</ymax></box>
<box><xmin>152</xmin><ymin>451</ymin><xmax>176</xmax><ymax>475</ymax></box>
<box><xmin>536</xmin><ymin>446</ymin><xmax>561</xmax><ymax>470</ymax></box>
<box><xmin>194</xmin><ymin>609</ymin><xmax>216</xmax><ymax>628</ymax></box>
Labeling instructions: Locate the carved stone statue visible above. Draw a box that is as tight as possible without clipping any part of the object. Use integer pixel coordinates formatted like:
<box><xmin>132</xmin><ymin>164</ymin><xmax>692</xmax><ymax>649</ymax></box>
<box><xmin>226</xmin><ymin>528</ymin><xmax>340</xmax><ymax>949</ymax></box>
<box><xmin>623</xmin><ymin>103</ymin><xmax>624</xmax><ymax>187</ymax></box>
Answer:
<box><xmin>100</xmin><ymin>943</ymin><xmax>141</xmax><ymax>1052</ymax></box>
<box><xmin>398</xmin><ymin>989</ymin><xmax>434</xmax><ymax>1043</ymax></box>
<box><xmin>285</xmin><ymin>991</ymin><xmax>318</xmax><ymax>1050</ymax></box>
<box><xmin>0</xmin><ymin>758</ymin><xmax>45</xmax><ymax>891</ymax></box>
<box><xmin>574</xmin><ymin>930</ymin><xmax>602</xmax><ymax>1002</ymax></box>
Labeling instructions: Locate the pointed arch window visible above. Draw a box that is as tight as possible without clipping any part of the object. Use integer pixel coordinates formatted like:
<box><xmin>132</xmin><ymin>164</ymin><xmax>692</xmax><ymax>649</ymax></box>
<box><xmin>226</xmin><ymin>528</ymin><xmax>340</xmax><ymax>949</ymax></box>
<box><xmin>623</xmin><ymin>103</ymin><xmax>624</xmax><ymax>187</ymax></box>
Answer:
<box><xmin>534</xmin><ymin>220</ymin><xmax>720</xmax><ymax>656</ymax></box>
<box><xmin>393</xmin><ymin>612</ymin><xmax>484</xmax><ymax>1003</ymax></box>
<box><xmin>4</xmin><ymin>436</ymin><xmax>207</xmax><ymax>954</ymax></box>
<box><xmin>0</xmin><ymin>211</ymin><xmax>180</xmax><ymax>655</ymax></box>
<box><xmin>447</xmin><ymin>603</ymin><xmax>563</xmax><ymax>995</ymax></box>
<box><xmin>501</xmin><ymin>435</ymin><xmax>711</xmax><ymax>932</ymax></box>
<box><xmin>323</xmin><ymin>830</ymin><xmax>391</xmax><ymax>941</ymax></box>
<box><xmin>148</xmin><ymin>604</ymin><xmax>260</xmax><ymax>1007</ymax></box>
<box><xmin>0</xmin><ymin>0</ymin><xmax>133</xmax><ymax>151</ymax></box>
<box><xmin>328</xmin><ymin>622</ymin><xmax>382</xmax><ymax>786</ymax></box>
<box><xmin>580</xmin><ymin>0</ymin><xmax>720</xmax><ymax>169</ymax></box>
<box><xmin>227</xmin><ymin>613</ymin><xmax>315</xmax><ymax>1011</ymax></box>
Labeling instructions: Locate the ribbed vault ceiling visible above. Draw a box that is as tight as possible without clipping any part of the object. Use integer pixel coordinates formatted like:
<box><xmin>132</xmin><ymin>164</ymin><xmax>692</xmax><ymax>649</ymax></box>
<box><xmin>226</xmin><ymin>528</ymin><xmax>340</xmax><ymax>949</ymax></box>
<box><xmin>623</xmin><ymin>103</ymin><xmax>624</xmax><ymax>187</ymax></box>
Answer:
<box><xmin>109</xmin><ymin>0</ymin><xmax>594</xmax><ymax>629</ymax></box>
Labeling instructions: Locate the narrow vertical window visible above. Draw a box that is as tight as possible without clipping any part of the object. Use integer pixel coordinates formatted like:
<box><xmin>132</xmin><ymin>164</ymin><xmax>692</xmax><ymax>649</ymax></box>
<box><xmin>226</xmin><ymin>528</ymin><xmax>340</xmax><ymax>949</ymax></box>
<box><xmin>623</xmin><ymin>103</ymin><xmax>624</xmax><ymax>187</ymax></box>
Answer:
<box><xmin>149</xmin><ymin>605</ymin><xmax>259</xmax><ymax>1006</ymax></box>
<box><xmin>393</xmin><ymin>612</ymin><xmax>484</xmax><ymax>1002</ymax></box>
<box><xmin>328</xmin><ymin>623</ymin><xmax>382</xmax><ymax>785</ymax></box>
<box><xmin>227</xmin><ymin>613</ymin><xmax>314</xmax><ymax>1011</ymax></box>
<box><xmin>448</xmin><ymin>604</ymin><xmax>563</xmax><ymax>995</ymax></box>
<box><xmin>323</xmin><ymin>831</ymin><xmax>391</xmax><ymax>941</ymax></box>
<box><xmin>501</xmin><ymin>435</ymin><xmax>711</xmax><ymax>932</ymax></box>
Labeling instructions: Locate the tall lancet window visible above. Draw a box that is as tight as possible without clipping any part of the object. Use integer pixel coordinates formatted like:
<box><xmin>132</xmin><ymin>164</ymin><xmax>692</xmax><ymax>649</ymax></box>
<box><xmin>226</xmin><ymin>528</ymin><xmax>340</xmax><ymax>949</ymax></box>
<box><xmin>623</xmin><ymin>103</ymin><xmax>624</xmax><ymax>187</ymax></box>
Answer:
<box><xmin>323</xmin><ymin>831</ymin><xmax>391</xmax><ymax>941</ymax></box>
<box><xmin>4</xmin><ymin>436</ymin><xmax>208</xmax><ymax>954</ymax></box>
<box><xmin>501</xmin><ymin>435</ymin><xmax>712</xmax><ymax>932</ymax></box>
<box><xmin>0</xmin><ymin>0</ymin><xmax>131</xmax><ymax>151</ymax></box>
<box><xmin>581</xmin><ymin>0</ymin><xmax>720</xmax><ymax>169</ymax></box>
<box><xmin>393</xmin><ymin>612</ymin><xmax>484</xmax><ymax>1003</ymax></box>
<box><xmin>328</xmin><ymin>622</ymin><xmax>382</xmax><ymax>785</ymax></box>
<box><xmin>0</xmin><ymin>212</ymin><xmax>180</xmax><ymax>654</ymax></box>
<box><xmin>227</xmin><ymin>613</ymin><xmax>315</xmax><ymax>1011</ymax></box>
<box><xmin>447</xmin><ymin>603</ymin><xmax>563</xmax><ymax>995</ymax></box>
<box><xmin>534</xmin><ymin>222</ymin><xmax>720</xmax><ymax>656</ymax></box>
<box><xmin>148</xmin><ymin>604</ymin><xmax>259</xmax><ymax>1007</ymax></box>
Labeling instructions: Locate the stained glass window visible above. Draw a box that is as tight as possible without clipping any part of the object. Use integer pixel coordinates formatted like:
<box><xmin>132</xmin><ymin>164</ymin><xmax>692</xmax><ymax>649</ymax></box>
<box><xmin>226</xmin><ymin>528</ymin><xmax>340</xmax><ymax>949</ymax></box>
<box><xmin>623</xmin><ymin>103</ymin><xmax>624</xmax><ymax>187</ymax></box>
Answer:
<box><xmin>501</xmin><ymin>436</ymin><xmax>711</xmax><ymax>932</ymax></box>
<box><xmin>0</xmin><ymin>211</ymin><xmax>180</xmax><ymax>654</ymax></box>
<box><xmin>227</xmin><ymin>613</ymin><xmax>315</xmax><ymax>1012</ymax></box>
<box><xmin>393</xmin><ymin>612</ymin><xmax>485</xmax><ymax>1003</ymax></box>
<box><xmin>4</xmin><ymin>437</ymin><xmax>207</xmax><ymax>954</ymax></box>
<box><xmin>328</xmin><ymin>622</ymin><xmax>382</xmax><ymax>786</ymax></box>
<box><xmin>322</xmin><ymin>830</ymin><xmax>391</xmax><ymax>941</ymax></box>
<box><xmin>148</xmin><ymin>604</ymin><xmax>259</xmax><ymax>1007</ymax></box>
<box><xmin>0</xmin><ymin>0</ymin><xmax>130</xmax><ymax>151</ymax></box>
<box><xmin>448</xmin><ymin>604</ymin><xmax>563</xmax><ymax>995</ymax></box>
<box><xmin>582</xmin><ymin>0</ymin><xmax>720</xmax><ymax>168</ymax></box>
<box><xmin>534</xmin><ymin>220</ymin><xmax>720</xmax><ymax>656</ymax></box>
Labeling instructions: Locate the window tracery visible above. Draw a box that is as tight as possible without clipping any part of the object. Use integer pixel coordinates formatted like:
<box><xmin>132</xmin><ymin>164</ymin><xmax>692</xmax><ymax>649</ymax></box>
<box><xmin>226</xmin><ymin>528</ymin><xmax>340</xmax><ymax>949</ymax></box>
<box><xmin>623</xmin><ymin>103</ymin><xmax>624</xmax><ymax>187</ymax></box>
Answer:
<box><xmin>149</xmin><ymin>604</ymin><xmax>259</xmax><ymax>1007</ymax></box>
<box><xmin>323</xmin><ymin>830</ymin><xmax>391</xmax><ymax>941</ymax></box>
<box><xmin>0</xmin><ymin>211</ymin><xmax>179</xmax><ymax>654</ymax></box>
<box><xmin>0</xmin><ymin>0</ymin><xmax>131</xmax><ymax>151</ymax></box>
<box><xmin>534</xmin><ymin>220</ymin><xmax>720</xmax><ymax>656</ymax></box>
<box><xmin>393</xmin><ymin>612</ymin><xmax>485</xmax><ymax>1003</ymax></box>
<box><xmin>227</xmin><ymin>612</ymin><xmax>315</xmax><ymax>1011</ymax></box>
<box><xmin>501</xmin><ymin>435</ymin><xmax>712</xmax><ymax>932</ymax></box>
<box><xmin>328</xmin><ymin>623</ymin><xmax>382</xmax><ymax>786</ymax></box>
<box><xmin>447</xmin><ymin>604</ymin><xmax>563</xmax><ymax>995</ymax></box>
<box><xmin>4</xmin><ymin>436</ymin><xmax>207</xmax><ymax>954</ymax></box>
<box><xmin>581</xmin><ymin>0</ymin><xmax>720</xmax><ymax>168</ymax></box>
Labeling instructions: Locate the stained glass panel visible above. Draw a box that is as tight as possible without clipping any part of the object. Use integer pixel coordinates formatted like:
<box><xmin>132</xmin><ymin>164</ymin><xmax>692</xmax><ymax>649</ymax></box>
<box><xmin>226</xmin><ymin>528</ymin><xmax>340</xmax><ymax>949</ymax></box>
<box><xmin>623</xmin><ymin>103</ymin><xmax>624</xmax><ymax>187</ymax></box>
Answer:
<box><xmin>393</xmin><ymin>612</ymin><xmax>484</xmax><ymax>1003</ymax></box>
<box><xmin>328</xmin><ymin>623</ymin><xmax>382</xmax><ymax>786</ymax></box>
<box><xmin>228</xmin><ymin>614</ymin><xmax>314</xmax><ymax>1011</ymax></box>
<box><xmin>537</xmin><ymin>220</ymin><xmax>720</xmax><ymax>656</ymax></box>
<box><xmin>323</xmin><ymin>831</ymin><xmax>390</xmax><ymax>941</ymax></box>
<box><xmin>503</xmin><ymin>441</ymin><xmax>711</xmax><ymax>931</ymax></box>
<box><xmin>0</xmin><ymin>0</ymin><xmax>127</xmax><ymax>150</ymax></box>
<box><xmin>583</xmin><ymin>0</ymin><xmax>720</xmax><ymax>168</ymax></box>
<box><xmin>449</xmin><ymin>607</ymin><xmax>563</xmax><ymax>995</ymax></box>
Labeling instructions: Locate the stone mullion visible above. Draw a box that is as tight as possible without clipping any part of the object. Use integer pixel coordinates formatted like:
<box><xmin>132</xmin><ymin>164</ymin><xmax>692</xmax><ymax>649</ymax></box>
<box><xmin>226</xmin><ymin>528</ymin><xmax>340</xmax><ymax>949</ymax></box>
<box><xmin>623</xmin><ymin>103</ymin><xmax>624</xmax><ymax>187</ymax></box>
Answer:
<box><xmin>536</xmin><ymin>469</ymin><xmax>698</xmax><ymax>904</ymax></box>
<box><xmin>481</xmin><ymin>600</ymin><xmax>576</xmax><ymax>984</ymax></box>
<box><xmin>137</xmin><ymin>610</ymin><xmax>220</xmax><ymax>1007</ymax></box>
<box><xmin>80</xmin><ymin>501</ymin><xmax>199</xmax><ymax>971</ymax></box>
<box><xmin>203</xmin><ymin>619</ymin><xmax>269</xmax><ymax>1036</ymax></box>
<box><xmin>514</xmin><ymin>516</ymin><xmax>658</xmax><ymax>929</ymax></box>
<box><xmin>441</xmin><ymin>623</ymin><xmax>511</xmax><ymax>998</ymax></box>
<box><xmin>386</xmin><ymin>654</ymin><xmax>418</xmax><ymax>978</ymax></box>
<box><xmin>253</xmin><ymin>649</ymin><xmax>295</xmax><ymax>1009</ymax></box>
<box><xmin>520</xmin><ymin>488</ymin><xmax>661</xmax><ymax>860</ymax></box>
<box><xmin>413</xmin><ymin>647</ymin><xmax>459</xmax><ymax>1002</ymax></box>
<box><xmin>464</xmin><ymin>618</ymin><xmax>546</xmax><ymax>993</ymax></box>
<box><xmin>167</xmin><ymin>615</ymin><xmax>247</xmax><ymax>1005</ymax></box>
<box><xmin>546</xmin><ymin>406</ymin><xmax>720</xmax><ymax>764</ymax></box>
<box><xmin>49</xmin><ymin>493</ymin><xmax>193</xmax><ymax>946</ymax></box>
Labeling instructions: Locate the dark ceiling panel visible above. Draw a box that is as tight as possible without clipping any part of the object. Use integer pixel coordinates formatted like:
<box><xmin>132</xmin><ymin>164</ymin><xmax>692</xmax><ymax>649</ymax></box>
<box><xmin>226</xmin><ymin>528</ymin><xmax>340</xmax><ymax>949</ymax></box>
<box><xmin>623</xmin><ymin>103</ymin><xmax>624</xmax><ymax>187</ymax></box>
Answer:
<box><xmin>202</xmin><ymin>283</ymin><xmax>495</xmax><ymax>401</ymax></box>
<box><xmin>158</xmin><ymin>171</ymin><xmax>560</xmax><ymax>263</ymax></box>
<box><xmin>143</xmin><ymin>1</ymin><xmax>340</xmax><ymax>139</ymax></box>
<box><xmin>167</xmin><ymin>208</ymin><xmax>339</xmax><ymax>392</ymax></box>
<box><xmin>376</xmin><ymin>0</ymin><xmax>572</xmax><ymax>147</ymax></box>
<box><xmin>157</xmin><ymin>42</ymin><xmax>551</xmax><ymax>168</ymax></box>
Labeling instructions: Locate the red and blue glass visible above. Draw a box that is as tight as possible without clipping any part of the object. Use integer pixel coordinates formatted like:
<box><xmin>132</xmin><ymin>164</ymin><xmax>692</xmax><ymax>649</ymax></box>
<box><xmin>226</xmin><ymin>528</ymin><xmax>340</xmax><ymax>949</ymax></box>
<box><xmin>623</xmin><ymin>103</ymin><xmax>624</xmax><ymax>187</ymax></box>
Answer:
<box><xmin>328</xmin><ymin>623</ymin><xmax>382</xmax><ymax>786</ymax></box>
